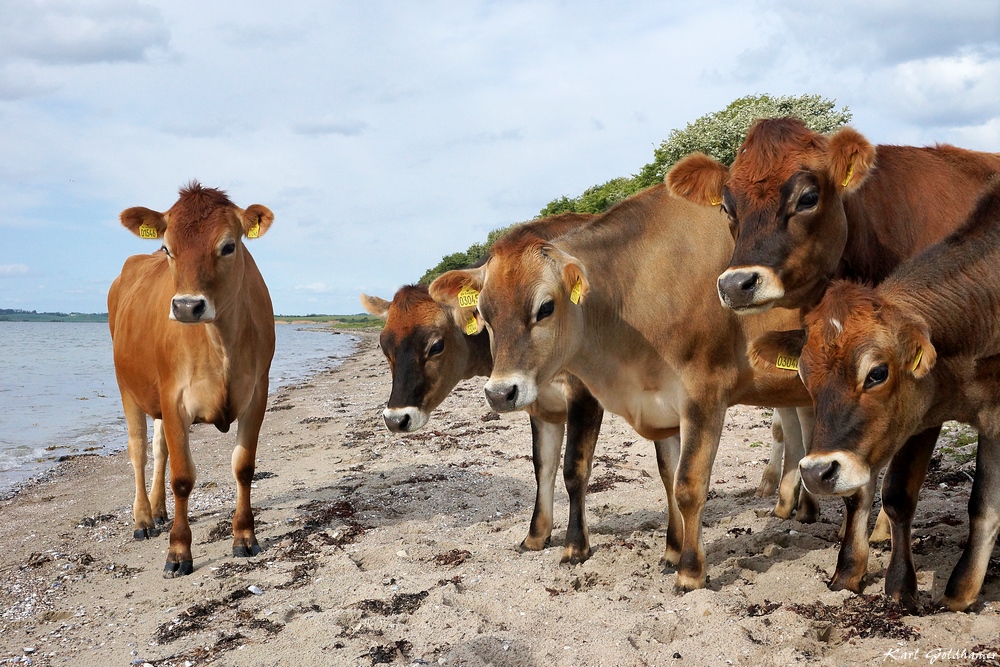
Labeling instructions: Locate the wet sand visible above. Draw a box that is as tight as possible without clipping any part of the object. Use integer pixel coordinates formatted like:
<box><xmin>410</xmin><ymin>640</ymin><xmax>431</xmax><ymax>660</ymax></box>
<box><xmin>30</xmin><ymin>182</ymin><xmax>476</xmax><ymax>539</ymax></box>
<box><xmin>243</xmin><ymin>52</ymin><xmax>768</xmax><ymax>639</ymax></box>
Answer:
<box><xmin>0</xmin><ymin>330</ymin><xmax>997</xmax><ymax>666</ymax></box>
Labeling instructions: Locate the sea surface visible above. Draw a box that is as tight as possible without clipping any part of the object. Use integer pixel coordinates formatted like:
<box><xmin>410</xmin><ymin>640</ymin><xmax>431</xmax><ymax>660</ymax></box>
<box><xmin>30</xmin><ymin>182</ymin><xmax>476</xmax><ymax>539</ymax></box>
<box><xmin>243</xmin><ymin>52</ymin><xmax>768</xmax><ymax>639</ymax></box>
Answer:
<box><xmin>0</xmin><ymin>322</ymin><xmax>358</xmax><ymax>495</ymax></box>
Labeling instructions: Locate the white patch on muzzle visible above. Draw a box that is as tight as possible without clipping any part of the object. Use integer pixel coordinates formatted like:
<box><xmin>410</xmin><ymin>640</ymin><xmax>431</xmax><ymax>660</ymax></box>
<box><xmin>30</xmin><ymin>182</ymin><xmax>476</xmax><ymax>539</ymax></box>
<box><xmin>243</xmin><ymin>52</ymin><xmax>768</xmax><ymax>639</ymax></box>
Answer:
<box><xmin>484</xmin><ymin>373</ymin><xmax>538</xmax><ymax>412</ymax></box>
<box><xmin>382</xmin><ymin>406</ymin><xmax>428</xmax><ymax>433</ymax></box>
<box><xmin>799</xmin><ymin>451</ymin><xmax>871</xmax><ymax>496</ymax></box>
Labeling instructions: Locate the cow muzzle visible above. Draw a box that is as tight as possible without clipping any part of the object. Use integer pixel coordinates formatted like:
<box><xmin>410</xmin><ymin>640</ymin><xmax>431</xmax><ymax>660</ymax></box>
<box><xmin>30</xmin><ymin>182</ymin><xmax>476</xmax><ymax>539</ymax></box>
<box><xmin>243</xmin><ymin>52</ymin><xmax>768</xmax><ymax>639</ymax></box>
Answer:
<box><xmin>170</xmin><ymin>295</ymin><xmax>216</xmax><ymax>323</ymax></box>
<box><xmin>799</xmin><ymin>451</ymin><xmax>870</xmax><ymax>496</ymax></box>
<box><xmin>484</xmin><ymin>375</ymin><xmax>537</xmax><ymax>412</ymax></box>
<box><xmin>717</xmin><ymin>266</ymin><xmax>784</xmax><ymax>313</ymax></box>
<box><xmin>382</xmin><ymin>407</ymin><xmax>428</xmax><ymax>433</ymax></box>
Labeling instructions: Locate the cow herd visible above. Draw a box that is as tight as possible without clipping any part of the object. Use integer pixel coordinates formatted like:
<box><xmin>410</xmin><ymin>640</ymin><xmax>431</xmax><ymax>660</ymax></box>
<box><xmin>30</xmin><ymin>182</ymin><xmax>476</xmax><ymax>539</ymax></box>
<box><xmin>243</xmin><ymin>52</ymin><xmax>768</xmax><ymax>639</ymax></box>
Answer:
<box><xmin>109</xmin><ymin>117</ymin><xmax>1000</xmax><ymax>614</ymax></box>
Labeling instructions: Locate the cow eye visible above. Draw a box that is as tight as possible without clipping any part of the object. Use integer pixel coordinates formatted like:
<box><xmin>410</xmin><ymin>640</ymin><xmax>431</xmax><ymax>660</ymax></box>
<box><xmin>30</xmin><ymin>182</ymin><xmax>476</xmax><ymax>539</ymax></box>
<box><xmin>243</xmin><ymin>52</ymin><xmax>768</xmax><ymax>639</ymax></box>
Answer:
<box><xmin>536</xmin><ymin>300</ymin><xmax>555</xmax><ymax>322</ymax></box>
<box><xmin>220</xmin><ymin>241</ymin><xmax>236</xmax><ymax>256</ymax></box>
<box><xmin>796</xmin><ymin>190</ymin><xmax>819</xmax><ymax>211</ymax></box>
<box><xmin>160</xmin><ymin>245</ymin><xmax>171</xmax><ymax>258</ymax></box>
<box><xmin>428</xmin><ymin>340</ymin><xmax>445</xmax><ymax>356</ymax></box>
<box><xmin>864</xmin><ymin>364</ymin><xmax>889</xmax><ymax>389</ymax></box>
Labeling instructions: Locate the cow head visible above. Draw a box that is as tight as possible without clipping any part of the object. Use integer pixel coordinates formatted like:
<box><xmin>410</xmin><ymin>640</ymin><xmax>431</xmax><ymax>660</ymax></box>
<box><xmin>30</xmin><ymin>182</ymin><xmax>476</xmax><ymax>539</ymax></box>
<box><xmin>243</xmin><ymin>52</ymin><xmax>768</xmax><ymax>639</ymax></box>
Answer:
<box><xmin>120</xmin><ymin>182</ymin><xmax>273</xmax><ymax>323</ymax></box>
<box><xmin>430</xmin><ymin>235</ymin><xmax>588</xmax><ymax>413</ymax></box>
<box><xmin>361</xmin><ymin>286</ymin><xmax>484</xmax><ymax>432</ymax></box>
<box><xmin>667</xmin><ymin>117</ymin><xmax>876</xmax><ymax>313</ymax></box>
<box><xmin>750</xmin><ymin>281</ymin><xmax>936</xmax><ymax>496</ymax></box>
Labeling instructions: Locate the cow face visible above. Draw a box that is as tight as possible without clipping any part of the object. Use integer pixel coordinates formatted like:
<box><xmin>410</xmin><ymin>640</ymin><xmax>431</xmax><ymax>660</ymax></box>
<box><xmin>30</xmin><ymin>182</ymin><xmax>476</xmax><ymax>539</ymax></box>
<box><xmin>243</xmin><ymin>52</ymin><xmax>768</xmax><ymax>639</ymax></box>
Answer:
<box><xmin>667</xmin><ymin>118</ymin><xmax>876</xmax><ymax>313</ymax></box>
<box><xmin>750</xmin><ymin>282</ymin><xmax>935</xmax><ymax>496</ymax></box>
<box><xmin>431</xmin><ymin>239</ymin><xmax>588</xmax><ymax>413</ymax></box>
<box><xmin>120</xmin><ymin>183</ymin><xmax>273</xmax><ymax>323</ymax></box>
<box><xmin>361</xmin><ymin>288</ymin><xmax>475</xmax><ymax>432</ymax></box>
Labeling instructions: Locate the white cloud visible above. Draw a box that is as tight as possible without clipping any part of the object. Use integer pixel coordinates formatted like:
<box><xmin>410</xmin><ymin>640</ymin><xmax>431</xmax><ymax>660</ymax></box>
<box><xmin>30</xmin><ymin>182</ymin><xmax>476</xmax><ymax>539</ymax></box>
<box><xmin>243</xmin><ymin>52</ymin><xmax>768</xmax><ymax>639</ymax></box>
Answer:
<box><xmin>0</xmin><ymin>264</ymin><xmax>29</xmax><ymax>276</ymax></box>
<box><xmin>296</xmin><ymin>282</ymin><xmax>330</xmax><ymax>293</ymax></box>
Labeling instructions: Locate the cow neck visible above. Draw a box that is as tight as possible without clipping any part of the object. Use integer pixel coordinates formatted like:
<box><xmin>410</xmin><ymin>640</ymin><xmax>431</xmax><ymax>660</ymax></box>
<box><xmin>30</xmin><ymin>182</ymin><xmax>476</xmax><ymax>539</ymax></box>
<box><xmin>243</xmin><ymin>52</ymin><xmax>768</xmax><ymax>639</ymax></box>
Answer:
<box><xmin>840</xmin><ymin>191</ymin><xmax>904</xmax><ymax>286</ymax></box>
<box><xmin>465</xmin><ymin>329</ymin><xmax>494</xmax><ymax>378</ymax></box>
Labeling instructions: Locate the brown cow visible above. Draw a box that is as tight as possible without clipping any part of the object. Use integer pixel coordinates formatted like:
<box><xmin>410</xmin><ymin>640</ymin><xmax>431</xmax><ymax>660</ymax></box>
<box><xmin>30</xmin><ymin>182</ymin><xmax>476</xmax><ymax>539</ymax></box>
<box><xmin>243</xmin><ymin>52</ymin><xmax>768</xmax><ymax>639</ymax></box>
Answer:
<box><xmin>667</xmin><ymin>117</ymin><xmax>1000</xmax><ymax>593</ymax></box>
<box><xmin>430</xmin><ymin>184</ymin><xmax>813</xmax><ymax>591</ymax></box>
<box><xmin>108</xmin><ymin>183</ymin><xmax>275</xmax><ymax>576</ymax></box>
<box><xmin>360</xmin><ymin>282</ymin><xmax>605</xmax><ymax>563</ymax></box>
<box><xmin>752</xmin><ymin>181</ymin><xmax>1000</xmax><ymax>611</ymax></box>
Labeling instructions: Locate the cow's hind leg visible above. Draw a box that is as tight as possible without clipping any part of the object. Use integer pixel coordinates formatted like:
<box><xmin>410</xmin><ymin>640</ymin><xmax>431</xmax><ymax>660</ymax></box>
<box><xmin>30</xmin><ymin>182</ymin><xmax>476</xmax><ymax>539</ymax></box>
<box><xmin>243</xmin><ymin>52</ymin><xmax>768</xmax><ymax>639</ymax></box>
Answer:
<box><xmin>756</xmin><ymin>410</ymin><xmax>783</xmax><ymax>497</ymax></box>
<box><xmin>149</xmin><ymin>419</ymin><xmax>169</xmax><ymax>526</ymax></box>
<box><xmin>122</xmin><ymin>394</ymin><xmax>158</xmax><ymax>540</ymax></box>
<box><xmin>521</xmin><ymin>417</ymin><xmax>564</xmax><ymax>552</ymax></box>
<box><xmin>881</xmin><ymin>427</ymin><xmax>937</xmax><ymax>612</ymax></box>
<box><xmin>561</xmin><ymin>389</ymin><xmax>603</xmax><ymax>564</ymax></box>
<box><xmin>773</xmin><ymin>408</ymin><xmax>803</xmax><ymax>519</ymax></box>
<box><xmin>162</xmin><ymin>406</ymin><xmax>195</xmax><ymax>576</ymax></box>
<box><xmin>655</xmin><ymin>435</ymin><xmax>683</xmax><ymax>567</ymax></box>
<box><xmin>793</xmin><ymin>407</ymin><xmax>819</xmax><ymax>522</ymax></box>
<box><xmin>942</xmin><ymin>433</ymin><xmax>1000</xmax><ymax>612</ymax></box>
<box><xmin>232</xmin><ymin>384</ymin><xmax>268</xmax><ymax>558</ymax></box>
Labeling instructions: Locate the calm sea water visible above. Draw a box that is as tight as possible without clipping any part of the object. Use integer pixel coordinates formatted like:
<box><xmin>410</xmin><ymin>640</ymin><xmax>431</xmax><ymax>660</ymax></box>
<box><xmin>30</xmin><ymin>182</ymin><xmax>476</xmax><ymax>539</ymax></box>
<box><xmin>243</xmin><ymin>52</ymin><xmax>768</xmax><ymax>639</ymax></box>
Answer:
<box><xmin>0</xmin><ymin>322</ymin><xmax>358</xmax><ymax>495</ymax></box>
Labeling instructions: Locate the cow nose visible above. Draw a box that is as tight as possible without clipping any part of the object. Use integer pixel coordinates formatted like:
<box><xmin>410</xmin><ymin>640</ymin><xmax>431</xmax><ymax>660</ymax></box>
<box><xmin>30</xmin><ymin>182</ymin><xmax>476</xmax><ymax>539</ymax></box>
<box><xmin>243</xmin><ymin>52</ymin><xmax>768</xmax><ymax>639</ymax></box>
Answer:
<box><xmin>799</xmin><ymin>457</ymin><xmax>840</xmax><ymax>495</ymax></box>
<box><xmin>484</xmin><ymin>383</ymin><xmax>518</xmax><ymax>412</ymax></box>
<box><xmin>383</xmin><ymin>411</ymin><xmax>410</xmax><ymax>432</ymax></box>
<box><xmin>171</xmin><ymin>296</ymin><xmax>208</xmax><ymax>322</ymax></box>
<box><xmin>717</xmin><ymin>269</ymin><xmax>761</xmax><ymax>309</ymax></box>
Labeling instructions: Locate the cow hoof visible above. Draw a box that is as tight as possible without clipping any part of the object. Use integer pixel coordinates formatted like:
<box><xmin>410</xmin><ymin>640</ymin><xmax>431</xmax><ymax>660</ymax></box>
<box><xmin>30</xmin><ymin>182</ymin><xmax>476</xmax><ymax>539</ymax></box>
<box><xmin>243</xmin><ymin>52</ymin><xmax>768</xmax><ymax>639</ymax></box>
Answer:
<box><xmin>795</xmin><ymin>505</ymin><xmax>819</xmax><ymax>524</ymax></box>
<box><xmin>133</xmin><ymin>527</ymin><xmax>160</xmax><ymax>540</ymax></box>
<box><xmin>233</xmin><ymin>543</ymin><xmax>262</xmax><ymax>558</ymax></box>
<box><xmin>674</xmin><ymin>574</ymin><xmax>706</xmax><ymax>593</ymax></box>
<box><xmin>559</xmin><ymin>547</ymin><xmax>592</xmax><ymax>565</ymax></box>
<box><xmin>772</xmin><ymin>502</ymin><xmax>795</xmax><ymax>520</ymax></box>
<box><xmin>154</xmin><ymin>516</ymin><xmax>170</xmax><ymax>527</ymax></box>
<box><xmin>163</xmin><ymin>560</ymin><xmax>194</xmax><ymax>577</ymax></box>
<box><xmin>828</xmin><ymin>576</ymin><xmax>864</xmax><ymax>594</ymax></box>
<box><xmin>517</xmin><ymin>536</ymin><xmax>550</xmax><ymax>553</ymax></box>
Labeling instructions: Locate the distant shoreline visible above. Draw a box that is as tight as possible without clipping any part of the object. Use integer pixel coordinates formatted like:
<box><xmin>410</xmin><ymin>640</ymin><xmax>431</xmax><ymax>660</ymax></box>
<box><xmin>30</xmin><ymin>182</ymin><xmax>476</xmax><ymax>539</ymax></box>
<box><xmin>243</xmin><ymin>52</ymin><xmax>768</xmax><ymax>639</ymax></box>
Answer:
<box><xmin>0</xmin><ymin>311</ymin><xmax>382</xmax><ymax>328</ymax></box>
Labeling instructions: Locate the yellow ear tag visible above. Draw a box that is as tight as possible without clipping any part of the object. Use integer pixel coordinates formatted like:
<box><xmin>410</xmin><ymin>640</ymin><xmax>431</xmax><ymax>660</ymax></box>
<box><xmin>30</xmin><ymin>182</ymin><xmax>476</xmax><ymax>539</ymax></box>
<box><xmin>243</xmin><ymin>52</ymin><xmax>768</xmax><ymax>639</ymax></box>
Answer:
<box><xmin>911</xmin><ymin>347</ymin><xmax>923</xmax><ymax>372</ymax></box>
<box><xmin>138</xmin><ymin>224</ymin><xmax>158</xmax><ymax>239</ymax></box>
<box><xmin>570</xmin><ymin>277</ymin><xmax>582</xmax><ymax>305</ymax></box>
<box><xmin>457</xmin><ymin>285</ymin><xmax>479</xmax><ymax>309</ymax></box>
<box><xmin>465</xmin><ymin>315</ymin><xmax>478</xmax><ymax>336</ymax></box>
<box><xmin>709</xmin><ymin>197</ymin><xmax>722</xmax><ymax>207</ymax></box>
<box><xmin>775</xmin><ymin>354</ymin><xmax>799</xmax><ymax>371</ymax></box>
<box><xmin>842</xmin><ymin>158</ymin><xmax>855</xmax><ymax>188</ymax></box>
<box><xmin>247</xmin><ymin>222</ymin><xmax>260</xmax><ymax>239</ymax></box>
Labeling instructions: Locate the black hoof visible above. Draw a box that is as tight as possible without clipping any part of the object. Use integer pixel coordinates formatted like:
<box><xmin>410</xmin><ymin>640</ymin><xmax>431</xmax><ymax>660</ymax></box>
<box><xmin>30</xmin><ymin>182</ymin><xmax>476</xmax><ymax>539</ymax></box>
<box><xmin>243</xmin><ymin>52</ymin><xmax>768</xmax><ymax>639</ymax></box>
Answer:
<box><xmin>163</xmin><ymin>559</ymin><xmax>194</xmax><ymax>577</ymax></box>
<box><xmin>133</xmin><ymin>527</ymin><xmax>160</xmax><ymax>540</ymax></box>
<box><xmin>153</xmin><ymin>516</ymin><xmax>170</xmax><ymax>527</ymax></box>
<box><xmin>233</xmin><ymin>543</ymin><xmax>262</xmax><ymax>558</ymax></box>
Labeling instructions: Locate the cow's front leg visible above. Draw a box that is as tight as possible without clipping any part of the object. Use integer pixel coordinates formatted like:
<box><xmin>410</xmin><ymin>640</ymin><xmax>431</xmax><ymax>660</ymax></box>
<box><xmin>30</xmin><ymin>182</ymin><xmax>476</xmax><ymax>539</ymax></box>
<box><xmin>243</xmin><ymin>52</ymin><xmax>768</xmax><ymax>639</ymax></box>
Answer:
<box><xmin>794</xmin><ymin>407</ymin><xmax>819</xmax><ymax>522</ymax></box>
<box><xmin>232</xmin><ymin>385</ymin><xmax>267</xmax><ymax>558</ymax></box>
<box><xmin>521</xmin><ymin>416</ymin><xmax>564</xmax><ymax>552</ymax></box>
<box><xmin>122</xmin><ymin>395</ymin><xmax>159</xmax><ymax>540</ymax></box>
<box><xmin>942</xmin><ymin>433</ymin><xmax>1000</xmax><ymax>612</ymax></box>
<box><xmin>149</xmin><ymin>419</ymin><xmax>169</xmax><ymax>527</ymax></box>
<box><xmin>881</xmin><ymin>426</ymin><xmax>937</xmax><ymax>612</ymax></box>
<box><xmin>560</xmin><ymin>389</ymin><xmax>603</xmax><ymax>564</ymax></box>
<box><xmin>829</xmin><ymin>475</ymin><xmax>877</xmax><ymax>593</ymax></box>
<box><xmin>773</xmin><ymin>407</ymin><xmax>803</xmax><ymax>519</ymax></box>
<box><xmin>673</xmin><ymin>400</ymin><xmax>727</xmax><ymax>592</ymax></box>
<box><xmin>162</xmin><ymin>406</ymin><xmax>195</xmax><ymax>576</ymax></box>
<box><xmin>654</xmin><ymin>436</ymin><xmax>682</xmax><ymax>567</ymax></box>
<box><xmin>755</xmin><ymin>410</ymin><xmax>783</xmax><ymax>497</ymax></box>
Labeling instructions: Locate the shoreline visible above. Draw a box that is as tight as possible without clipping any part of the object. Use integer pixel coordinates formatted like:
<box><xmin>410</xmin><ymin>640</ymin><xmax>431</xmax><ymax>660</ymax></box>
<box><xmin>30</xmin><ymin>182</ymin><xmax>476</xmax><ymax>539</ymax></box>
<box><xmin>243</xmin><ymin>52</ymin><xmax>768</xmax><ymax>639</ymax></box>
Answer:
<box><xmin>0</xmin><ymin>329</ymin><xmax>996</xmax><ymax>666</ymax></box>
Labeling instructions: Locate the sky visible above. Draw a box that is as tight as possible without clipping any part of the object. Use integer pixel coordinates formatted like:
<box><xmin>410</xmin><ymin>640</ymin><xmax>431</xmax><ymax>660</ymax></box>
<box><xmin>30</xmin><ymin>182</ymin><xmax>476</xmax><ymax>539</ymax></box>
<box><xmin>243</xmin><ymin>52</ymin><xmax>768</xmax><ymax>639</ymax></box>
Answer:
<box><xmin>1</xmin><ymin>1</ymin><xmax>999</xmax><ymax>315</ymax></box>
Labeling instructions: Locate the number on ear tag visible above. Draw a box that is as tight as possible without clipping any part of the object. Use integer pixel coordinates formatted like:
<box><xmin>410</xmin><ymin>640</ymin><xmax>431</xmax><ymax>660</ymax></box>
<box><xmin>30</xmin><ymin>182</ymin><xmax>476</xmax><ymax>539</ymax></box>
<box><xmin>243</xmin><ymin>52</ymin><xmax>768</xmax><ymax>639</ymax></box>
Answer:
<box><xmin>775</xmin><ymin>354</ymin><xmax>799</xmax><ymax>371</ymax></box>
<box><xmin>247</xmin><ymin>222</ymin><xmax>260</xmax><ymax>239</ymax></box>
<box><xmin>138</xmin><ymin>224</ymin><xmax>158</xmax><ymax>239</ymax></box>
<box><xmin>465</xmin><ymin>315</ymin><xmax>478</xmax><ymax>336</ymax></box>
<box><xmin>570</xmin><ymin>277</ymin><xmax>582</xmax><ymax>305</ymax></box>
<box><xmin>458</xmin><ymin>286</ymin><xmax>479</xmax><ymax>308</ymax></box>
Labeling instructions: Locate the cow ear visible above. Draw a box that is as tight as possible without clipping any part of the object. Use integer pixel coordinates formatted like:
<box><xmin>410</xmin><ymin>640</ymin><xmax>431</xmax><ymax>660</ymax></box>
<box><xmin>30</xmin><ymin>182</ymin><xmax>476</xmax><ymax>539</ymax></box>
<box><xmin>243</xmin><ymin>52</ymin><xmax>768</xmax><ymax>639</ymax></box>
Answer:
<box><xmin>429</xmin><ymin>267</ymin><xmax>486</xmax><ymax>333</ymax></box>
<box><xmin>749</xmin><ymin>330</ymin><xmax>807</xmax><ymax>371</ymax></box>
<box><xmin>899</xmin><ymin>319</ymin><xmax>936</xmax><ymax>379</ymax></box>
<box><xmin>827</xmin><ymin>127</ymin><xmax>876</xmax><ymax>192</ymax></box>
<box><xmin>240</xmin><ymin>204</ymin><xmax>274</xmax><ymax>239</ymax></box>
<box><xmin>666</xmin><ymin>153</ymin><xmax>729</xmax><ymax>207</ymax></box>
<box><xmin>120</xmin><ymin>207</ymin><xmax>166</xmax><ymax>240</ymax></box>
<box><xmin>360</xmin><ymin>294</ymin><xmax>391</xmax><ymax>319</ymax></box>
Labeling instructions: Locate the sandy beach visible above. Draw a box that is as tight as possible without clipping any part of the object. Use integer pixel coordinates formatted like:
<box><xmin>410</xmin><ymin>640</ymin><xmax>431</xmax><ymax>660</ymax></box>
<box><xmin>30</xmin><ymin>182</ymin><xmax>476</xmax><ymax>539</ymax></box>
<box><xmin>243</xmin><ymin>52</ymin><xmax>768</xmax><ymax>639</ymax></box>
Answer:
<box><xmin>1</xmin><ymin>329</ymin><xmax>997</xmax><ymax>667</ymax></box>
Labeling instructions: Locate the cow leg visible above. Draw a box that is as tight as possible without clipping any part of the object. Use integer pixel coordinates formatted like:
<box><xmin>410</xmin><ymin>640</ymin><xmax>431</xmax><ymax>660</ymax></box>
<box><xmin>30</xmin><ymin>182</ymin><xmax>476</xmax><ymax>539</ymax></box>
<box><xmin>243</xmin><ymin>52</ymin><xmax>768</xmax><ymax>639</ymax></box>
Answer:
<box><xmin>881</xmin><ymin>427</ymin><xmax>938</xmax><ymax>612</ymax></box>
<box><xmin>756</xmin><ymin>410</ymin><xmax>783</xmax><ymax>497</ymax></box>
<box><xmin>942</xmin><ymin>432</ymin><xmax>1000</xmax><ymax>612</ymax></box>
<box><xmin>561</xmin><ymin>390</ymin><xmax>603</xmax><ymax>564</ymax></box>
<box><xmin>794</xmin><ymin>407</ymin><xmax>819</xmax><ymax>522</ymax></box>
<box><xmin>149</xmin><ymin>419</ymin><xmax>169</xmax><ymax>526</ymax></box>
<box><xmin>161</xmin><ymin>406</ymin><xmax>195</xmax><ymax>576</ymax></box>
<box><xmin>673</xmin><ymin>400</ymin><xmax>727</xmax><ymax>591</ymax></box>
<box><xmin>655</xmin><ymin>435</ymin><xmax>683</xmax><ymax>567</ymax></box>
<box><xmin>521</xmin><ymin>417</ymin><xmax>564</xmax><ymax>552</ymax></box>
<box><xmin>232</xmin><ymin>385</ymin><xmax>268</xmax><ymax>558</ymax></box>
<box><xmin>829</xmin><ymin>475</ymin><xmax>878</xmax><ymax>593</ymax></box>
<box><xmin>773</xmin><ymin>407</ymin><xmax>802</xmax><ymax>518</ymax></box>
<box><xmin>122</xmin><ymin>394</ymin><xmax>158</xmax><ymax>540</ymax></box>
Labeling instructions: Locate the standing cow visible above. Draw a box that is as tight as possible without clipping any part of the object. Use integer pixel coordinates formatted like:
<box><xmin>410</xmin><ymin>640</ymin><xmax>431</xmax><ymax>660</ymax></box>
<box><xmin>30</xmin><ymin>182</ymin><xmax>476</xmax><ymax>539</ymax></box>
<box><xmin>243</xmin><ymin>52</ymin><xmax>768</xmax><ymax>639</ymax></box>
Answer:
<box><xmin>108</xmin><ymin>183</ymin><xmax>275</xmax><ymax>576</ymax></box>
<box><xmin>667</xmin><ymin>117</ymin><xmax>1000</xmax><ymax>593</ymax></box>
<box><xmin>752</xmin><ymin>181</ymin><xmax>1000</xmax><ymax>611</ymax></box>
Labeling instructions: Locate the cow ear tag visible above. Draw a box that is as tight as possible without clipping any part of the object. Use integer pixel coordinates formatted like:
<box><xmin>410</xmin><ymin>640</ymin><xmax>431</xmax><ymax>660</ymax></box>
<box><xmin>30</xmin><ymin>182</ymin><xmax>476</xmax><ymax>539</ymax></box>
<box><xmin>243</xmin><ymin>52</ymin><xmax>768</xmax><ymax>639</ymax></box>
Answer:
<box><xmin>465</xmin><ymin>314</ymin><xmax>478</xmax><ymax>336</ymax></box>
<box><xmin>247</xmin><ymin>222</ymin><xmax>260</xmax><ymax>239</ymax></box>
<box><xmin>842</xmin><ymin>157</ymin><xmax>856</xmax><ymax>188</ymax></box>
<box><xmin>458</xmin><ymin>285</ymin><xmax>479</xmax><ymax>308</ymax></box>
<box><xmin>775</xmin><ymin>354</ymin><xmax>799</xmax><ymax>371</ymax></box>
<box><xmin>910</xmin><ymin>347</ymin><xmax>923</xmax><ymax>372</ymax></box>
<box><xmin>138</xmin><ymin>224</ymin><xmax>159</xmax><ymax>239</ymax></box>
<box><xmin>570</xmin><ymin>277</ymin><xmax>582</xmax><ymax>305</ymax></box>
